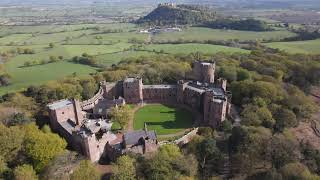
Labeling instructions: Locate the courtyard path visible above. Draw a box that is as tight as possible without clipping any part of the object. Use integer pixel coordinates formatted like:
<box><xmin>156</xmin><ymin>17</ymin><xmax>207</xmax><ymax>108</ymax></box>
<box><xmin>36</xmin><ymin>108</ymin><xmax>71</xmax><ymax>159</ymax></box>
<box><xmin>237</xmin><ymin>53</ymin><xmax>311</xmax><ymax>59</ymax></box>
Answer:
<box><xmin>126</xmin><ymin>104</ymin><xmax>143</xmax><ymax>132</ymax></box>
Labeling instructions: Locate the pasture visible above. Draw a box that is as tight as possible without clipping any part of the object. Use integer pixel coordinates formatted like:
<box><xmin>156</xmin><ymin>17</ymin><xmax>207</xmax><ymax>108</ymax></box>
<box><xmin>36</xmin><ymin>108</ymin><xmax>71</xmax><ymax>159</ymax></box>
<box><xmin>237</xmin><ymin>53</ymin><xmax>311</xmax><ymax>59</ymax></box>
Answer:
<box><xmin>264</xmin><ymin>39</ymin><xmax>320</xmax><ymax>54</ymax></box>
<box><xmin>133</xmin><ymin>104</ymin><xmax>194</xmax><ymax>135</ymax></box>
<box><xmin>152</xmin><ymin>27</ymin><xmax>297</xmax><ymax>42</ymax></box>
<box><xmin>0</xmin><ymin>61</ymin><xmax>96</xmax><ymax>95</ymax></box>
<box><xmin>0</xmin><ymin>23</ymin><xmax>307</xmax><ymax>95</ymax></box>
<box><xmin>146</xmin><ymin>43</ymin><xmax>250</xmax><ymax>54</ymax></box>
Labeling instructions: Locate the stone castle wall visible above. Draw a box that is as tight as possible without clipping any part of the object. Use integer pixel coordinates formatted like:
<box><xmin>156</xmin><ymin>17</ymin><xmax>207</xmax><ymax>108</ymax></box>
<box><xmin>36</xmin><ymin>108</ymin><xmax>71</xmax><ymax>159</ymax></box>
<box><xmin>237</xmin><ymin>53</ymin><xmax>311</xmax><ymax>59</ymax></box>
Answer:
<box><xmin>142</xmin><ymin>85</ymin><xmax>177</xmax><ymax>104</ymax></box>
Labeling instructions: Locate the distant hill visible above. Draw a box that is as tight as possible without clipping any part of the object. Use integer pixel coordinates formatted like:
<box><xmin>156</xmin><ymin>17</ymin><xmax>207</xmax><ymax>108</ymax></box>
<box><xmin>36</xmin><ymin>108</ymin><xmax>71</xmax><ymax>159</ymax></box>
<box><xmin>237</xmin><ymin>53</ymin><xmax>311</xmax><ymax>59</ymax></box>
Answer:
<box><xmin>136</xmin><ymin>3</ymin><xmax>271</xmax><ymax>31</ymax></box>
<box><xmin>136</xmin><ymin>3</ymin><xmax>217</xmax><ymax>26</ymax></box>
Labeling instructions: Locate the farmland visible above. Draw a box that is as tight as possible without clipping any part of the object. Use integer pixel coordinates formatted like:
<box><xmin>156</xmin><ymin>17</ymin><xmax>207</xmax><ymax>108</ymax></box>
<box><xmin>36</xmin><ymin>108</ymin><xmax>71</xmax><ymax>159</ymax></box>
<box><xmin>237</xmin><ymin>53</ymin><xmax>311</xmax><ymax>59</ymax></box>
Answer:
<box><xmin>264</xmin><ymin>39</ymin><xmax>320</xmax><ymax>54</ymax></box>
<box><xmin>145</xmin><ymin>43</ymin><xmax>249</xmax><ymax>54</ymax></box>
<box><xmin>0</xmin><ymin>22</ymin><xmax>317</xmax><ymax>95</ymax></box>
<box><xmin>152</xmin><ymin>27</ymin><xmax>297</xmax><ymax>42</ymax></box>
<box><xmin>0</xmin><ymin>23</ymin><xmax>256</xmax><ymax>94</ymax></box>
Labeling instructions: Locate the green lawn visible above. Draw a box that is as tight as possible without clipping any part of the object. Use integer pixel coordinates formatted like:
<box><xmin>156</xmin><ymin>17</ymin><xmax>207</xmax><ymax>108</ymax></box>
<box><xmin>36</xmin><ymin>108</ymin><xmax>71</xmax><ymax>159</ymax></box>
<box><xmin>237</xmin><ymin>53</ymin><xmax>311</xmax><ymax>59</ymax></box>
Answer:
<box><xmin>152</xmin><ymin>27</ymin><xmax>296</xmax><ymax>42</ymax></box>
<box><xmin>134</xmin><ymin>104</ymin><xmax>193</xmax><ymax>135</ymax></box>
<box><xmin>264</xmin><ymin>39</ymin><xmax>320</xmax><ymax>54</ymax></box>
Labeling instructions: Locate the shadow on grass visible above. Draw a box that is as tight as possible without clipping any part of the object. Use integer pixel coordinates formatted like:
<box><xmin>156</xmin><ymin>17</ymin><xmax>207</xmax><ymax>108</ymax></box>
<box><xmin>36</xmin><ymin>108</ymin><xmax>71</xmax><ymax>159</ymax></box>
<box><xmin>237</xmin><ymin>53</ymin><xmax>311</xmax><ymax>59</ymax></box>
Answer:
<box><xmin>146</xmin><ymin>108</ymin><xmax>193</xmax><ymax>130</ymax></box>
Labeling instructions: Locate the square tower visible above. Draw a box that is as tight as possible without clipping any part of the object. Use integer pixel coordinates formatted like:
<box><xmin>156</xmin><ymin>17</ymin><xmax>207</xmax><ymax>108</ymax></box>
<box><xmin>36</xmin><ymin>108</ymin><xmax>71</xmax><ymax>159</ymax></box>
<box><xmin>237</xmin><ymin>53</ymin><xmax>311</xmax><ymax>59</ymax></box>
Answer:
<box><xmin>123</xmin><ymin>77</ymin><xmax>143</xmax><ymax>104</ymax></box>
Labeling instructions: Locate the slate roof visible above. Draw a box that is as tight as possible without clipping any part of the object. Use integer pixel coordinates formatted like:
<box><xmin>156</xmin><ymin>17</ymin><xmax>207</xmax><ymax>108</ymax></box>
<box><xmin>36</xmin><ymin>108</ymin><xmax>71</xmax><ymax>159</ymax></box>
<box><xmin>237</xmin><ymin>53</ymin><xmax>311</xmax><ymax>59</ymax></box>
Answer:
<box><xmin>124</xmin><ymin>130</ymin><xmax>157</xmax><ymax>146</ymax></box>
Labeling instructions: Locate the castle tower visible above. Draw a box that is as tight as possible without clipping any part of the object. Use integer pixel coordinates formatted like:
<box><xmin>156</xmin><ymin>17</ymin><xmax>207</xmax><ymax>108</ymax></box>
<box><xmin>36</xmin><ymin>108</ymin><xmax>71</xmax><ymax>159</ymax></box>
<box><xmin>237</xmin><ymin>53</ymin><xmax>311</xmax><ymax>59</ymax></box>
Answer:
<box><xmin>82</xmin><ymin>135</ymin><xmax>101</xmax><ymax>162</ymax></box>
<box><xmin>177</xmin><ymin>80</ymin><xmax>187</xmax><ymax>104</ymax></box>
<box><xmin>192</xmin><ymin>61</ymin><xmax>215</xmax><ymax>83</ymax></box>
<box><xmin>203</xmin><ymin>91</ymin><xmax>227</xmax><ymax>128</ymax></box>
<box><xmin>123</xmin><ymin>77</ymin><xmax>143</xmax><ymax>104</ymax></box>
<box><xmin>201</xmin><ymin>62</ymin><xmax>215</xmax><ymax>84</ymax></box>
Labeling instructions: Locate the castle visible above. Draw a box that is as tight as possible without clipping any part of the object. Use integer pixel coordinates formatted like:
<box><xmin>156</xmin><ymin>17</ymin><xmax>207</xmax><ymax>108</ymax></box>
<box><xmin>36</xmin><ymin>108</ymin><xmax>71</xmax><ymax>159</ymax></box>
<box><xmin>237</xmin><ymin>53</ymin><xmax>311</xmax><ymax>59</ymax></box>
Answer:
<box><xmin>158</xmin><ymin>3</ymin><xmax>177</xmax><ymax>8</ymax></box>
<box><xmin>47</xmin><ymin>60</ymin><xmax>231</xmax><ymax>162</ymax></box>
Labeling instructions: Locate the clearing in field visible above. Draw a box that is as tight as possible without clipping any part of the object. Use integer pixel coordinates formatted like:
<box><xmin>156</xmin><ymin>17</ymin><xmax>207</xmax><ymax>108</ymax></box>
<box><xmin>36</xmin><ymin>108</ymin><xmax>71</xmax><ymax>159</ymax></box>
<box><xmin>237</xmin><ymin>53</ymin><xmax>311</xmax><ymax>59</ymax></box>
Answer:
<box><xmin>264</xmin><ymin>39</ymin><xmax>320</xmax><ymax>54</ymax></box>
<box><xmin>134</xmin><ymin>104</ymin><xmax>193</xmax><ymax>135</ymax></box>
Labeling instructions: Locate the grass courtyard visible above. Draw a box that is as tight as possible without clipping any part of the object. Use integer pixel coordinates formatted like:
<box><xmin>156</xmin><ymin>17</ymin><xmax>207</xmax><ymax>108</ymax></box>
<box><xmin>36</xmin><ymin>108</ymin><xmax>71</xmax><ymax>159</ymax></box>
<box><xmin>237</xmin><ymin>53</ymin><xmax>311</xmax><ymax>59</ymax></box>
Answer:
<box><xmin>133</xmin><ymin>104</ymin><xmax>194</xmax><ymax>135</ymax></box>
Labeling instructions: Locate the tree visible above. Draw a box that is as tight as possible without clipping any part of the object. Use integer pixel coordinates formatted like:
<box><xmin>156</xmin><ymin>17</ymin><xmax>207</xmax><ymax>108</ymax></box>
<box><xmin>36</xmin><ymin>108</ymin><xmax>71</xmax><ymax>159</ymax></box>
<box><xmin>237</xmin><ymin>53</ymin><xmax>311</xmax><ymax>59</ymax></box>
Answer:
<box><xmin>48</xmin><ymin>43</ymin><xmax>55</xmax><ymax>48</ymax></box>
<box><xmin>266</xmin><ymin>134</ymin><xmax>299</xmax><ymax>169</ymax></box>
<box><xmin>241</xmin><ymin>104</ymin><xmax>275</xmax><ymax>128</ymax></box>
<box><xmin>0</xmin><ymin>156</ymin><xmax>8</xmax><ymax>177</ymax></box>
<box><xmin>109</xmin><ymin>105</ymin><xmax>133</xmax><ymax>129</ymax></box>
<box><xmin>229</xmin><ymin>126</ymin><xmax>273</xmax><ymax>174</ymax></box>
<box><xmin>49</xmin><ymin>56</ymin><xmax>58</xmax><ymax>63</ymax></box>
<box><xmin>0</xmin><ymin>124</ymin><xmax>24</xmax><ymax>163</ymax></box>
<box><xmin>247</xmin><ymin>168</ymin><xmax>282</xmax><ymax>180</ymax></box>
<box><xmin>70</xmin><ymin>160</ymin><xmax>100</xmax><ymax>180</ymax></box>
<box><xmin>196</xmin><ymin>138</ymin><xmax>222</xmax><ymax>177</ymax></box>
<box><xmin>3</xmin><ymin>93</ymin><xmax>38</xmax><ymax>117</ymax></box>
<box><xmin>13</xmin><ymin>164</ymin><xmax>38</xmax><ymax>180</ymax></box>
<box><xmin>41</xmin><ymin>151</ymin><xmax>83</xmax><ymax>180</ymax></box>
<box><xmin>24</xmin><ymin>61</ymin><xmax>31</xmax><ymax>67</ymax></box>
<box><xmin>24</xmin><ymin>123</ymin><xmax>67</xmax><ymax>172</ymax></box>
<box><xmin>274</xmin><ymin>108</ymin><xmax>297</xmax><ymax>132</ymax></box>
<box><xmin>280</xmin><ymin>162</ymin><xmax>320</xmax><ymax>180</ymax></box>
<box><xmin>112</xmin><ymin>155</ymin><xmax>136</xmax><ymax>180</ymax></box>
<box><xmin>142</xmin><ymin>144</ymin><xmax>197</xmax><ymax>179</ymax></box>
<box><xmin>237</xmin><ymin>69</ymin><xmax>251</xmax><ymax>81</ymax></box>
<box><xmin>80</xmin><ymin>78</ymin><xmax>97</xmax><ymax>100</ymax></box>
<box><xmin>0</xmin><ymin>74</ymin><xmax>11</xmax><ymax>86</ymax></box>
<box><xmin>7</xmin><ymin>112</ymin><xmax>32</xmax><ymax>126</ymax></box>
<box><xmin>197</xmin><ymin>127</ymin><xmax>215</xmax><ymax>138</ymax></box>
<box><xmin>219</xmin><ymin>120</ymin><xmax>232</xmax><ymax>133</ymax></box>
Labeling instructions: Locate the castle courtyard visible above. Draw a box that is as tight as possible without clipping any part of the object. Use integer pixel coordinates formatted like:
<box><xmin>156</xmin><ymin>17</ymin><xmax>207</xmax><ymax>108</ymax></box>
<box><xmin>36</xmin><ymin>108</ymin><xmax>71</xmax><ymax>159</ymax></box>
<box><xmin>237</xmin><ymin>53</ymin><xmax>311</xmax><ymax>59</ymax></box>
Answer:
<box><xmin>133</xmin><ymin>104</ymin><xmax>194</xmax><ymax>135</ymax></box>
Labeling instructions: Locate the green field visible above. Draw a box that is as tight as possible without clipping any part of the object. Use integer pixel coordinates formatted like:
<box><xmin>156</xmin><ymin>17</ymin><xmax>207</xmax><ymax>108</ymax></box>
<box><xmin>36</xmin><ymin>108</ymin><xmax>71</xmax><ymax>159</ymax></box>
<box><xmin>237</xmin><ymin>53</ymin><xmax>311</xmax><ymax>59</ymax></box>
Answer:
<box><xmin>66</xmin><ymin>32</ymin><xmax>148</xmax><ymax>45</ymax></box>
<box><xmin>146</xmin><ymin>43</ymin><xmax>249</xmax><ymax>54</ymax></box>
<box><xmin>134</xmin><ymin>104</ymin><xmax>193</xmax><ymax>135</ymax></box>
<box><xmin>152</xmin><ymin>27</ymin><xmax>296</xmax><ymax>42</ymax></box>
<box><xmin>0</xmin><ymin>61</ymin><xmax>96</xmax><ymax>95</ymax></box>
<box><xmin>264</xmin><ymin>39</ymin><xmax>320</xmax><ymax>54</ymax></box>
<box><xmin>0</xmin><ymin>23</ymin><xmax>300</xmax><ymax>95</ymax></box>
<box><xmin>95</xmin><ymin>51</ymin><xmax>158</xmax><ymax>66</ymax></box>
